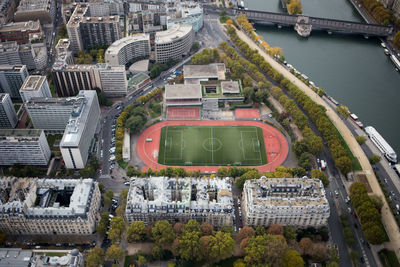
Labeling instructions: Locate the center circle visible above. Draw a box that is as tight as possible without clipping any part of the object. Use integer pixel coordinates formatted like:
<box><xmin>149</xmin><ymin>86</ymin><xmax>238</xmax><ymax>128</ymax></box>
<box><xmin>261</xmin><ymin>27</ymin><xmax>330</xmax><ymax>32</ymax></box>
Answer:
<box><xmin>202</xmin><ymin>138</ymin><xmax>222</xmax><ymax>152</ymax></box>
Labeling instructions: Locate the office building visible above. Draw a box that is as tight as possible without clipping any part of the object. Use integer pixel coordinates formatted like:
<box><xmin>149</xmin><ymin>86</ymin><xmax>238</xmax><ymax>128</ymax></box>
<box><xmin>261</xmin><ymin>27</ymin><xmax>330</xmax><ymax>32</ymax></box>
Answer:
<box><xmin>67</xmin><ymin>3</ymin><xmax>121</xmax><ymax>52</ymax></box>
<box><xmin>97</xmin><ymin>64</ymin><xmax>127</xmax><ymax>96</ymax></box>
<box><xmin>0</xmin><ymin>93</ymin><xmax>17</xmax><ymax>128</ymax></box>
<box><xmin>105</xmin><ymin>34</ymin><xmax>150</xmax><ymax>66</ymax></box>
<box><xmin>19</xmin><ymin>76</ymin><xmax>51</xmax><ymax>103</ymax></box>
<box><xmin>0</xmin><ymin>42</ymin><xmax>48</xmax><ymax>71</ymax></box>
<box><xmin>25</xmin><ymin>96</ymin><xmax>84</xmax><ymax>133</ymax></box>
<box><xmin>0</xmin><ymin>20</ymin><xmax>42</xmax><ymax>44</ymax></box>
<box><xmin>60</xmin><ymin>90</ymin><xmax>100</xmax><ymax>169</ymax></box>
<box><xmin>155</xmin><ymin>24</ymin><xmax>194</xmax><ymax>63</ymax></box>
<box><xmin>0</xmin><ymin>42</ymin><xmax>21</xmax><ymax>65</ymax></box>
<box><xmin>0</xmin><ymin>65</ymin><xmax>28</xmax><ymax>99</ymax></box>
<box><xmin>0</xmin><ymin>129</ymin><xmax>50</xmax><ymax>165</ymax></box>
<box><xmin>167</xmin><ymin>2</ymin><xmax>203</xmax><ymax>33</ymax></box>
<box><xmin>0</xmin><ymin>177</ymin><xmax>101</xmax><ymax>235</ymax></box>
<box><xmin>55</xmin><ymin>39</ymin><xmax>74</xmax><ymax>65</ymax></box>
<box><xmin>14</xmin><ymin>0</ymin><xmax>55</xmax><ymax>24</ymax></box>
<box><xmin>125</xmin><ymin>177</ymin><xmax>234</xmax><ymax>227</ymax></box>
<box><xmin>242</xmin><ymin>177</ymin><xmax>330</xmax><ymax>228</ymax></box>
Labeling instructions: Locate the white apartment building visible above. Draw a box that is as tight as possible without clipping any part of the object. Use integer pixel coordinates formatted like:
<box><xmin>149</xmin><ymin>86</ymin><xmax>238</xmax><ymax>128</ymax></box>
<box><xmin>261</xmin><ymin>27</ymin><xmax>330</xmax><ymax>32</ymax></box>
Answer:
<box><xmin>105</xmin><ymin>34</ymin><xmax>150</xmax><ymax>66</ymax></box>
<box><xmin>0</xmin><ymin>65</ymin><xmax>28</xmax><ymax>99</ymax></box>
<box><xmin>0</xmin><ymin>93</ymin><xmax>17</xmax><ymax>128</ymax></box>
<box><xmin>242</xmin><ymin>177</ymin><xmax>330</xmax><ymax>228</ymax></box>
<box><xmin>0</xmin><ymin>129</ymin><xmax>50</xmax><ymax>165</ymax></box>
<box><xmin>155</xmin><ymin>24</ymin><xmax>194</xmax><ymax>63</ymax></box>
<box><xmin>0</xmin><ymin>42</ymin><xmax>21</xmax><ymax>65</ymax></box>
<box><xmin>97</xmin><ymin>64</ymin><xmax>127</xmax><ymax>96</ymax></box>
<box><xmin>125</xmin><ymin>177</ymin><xmax>234</xmax><ymax>227</ymax></box>
<box><xmin>0</xmin><ymin>177</ymin><xmax>101</xmax><ymax>235</ymax></box>
<box><xmin>25</xmin><ymin>96</ymin><xmax>85</xmax><ymax>133</ymax></box>
<box><xmin>19</xmin><ymin>75</ymin><xmax>51</xmax><ymax>103</ymax></box>
<box><xmin>60</xmin><ymin>90</ymin><xmax>100</xmax><ymax>169</ymax></box>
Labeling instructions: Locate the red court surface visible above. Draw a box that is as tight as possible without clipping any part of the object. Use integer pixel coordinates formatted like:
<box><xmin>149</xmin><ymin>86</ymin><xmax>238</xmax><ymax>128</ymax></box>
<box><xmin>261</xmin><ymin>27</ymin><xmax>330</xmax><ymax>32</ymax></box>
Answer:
<box><xmin>136</xmin><ymin>120</ymin><xmax>289</xmax><ymax>173</ymax></box>
<box><xmin>166</xmin><ymin>107</ymin><xmax>201</xmax><ymax>120</ymax></box>
<box><xmin>235</xmin><ymin>108</ymin><xmax>260</xmax><ymax>119</ymax></box>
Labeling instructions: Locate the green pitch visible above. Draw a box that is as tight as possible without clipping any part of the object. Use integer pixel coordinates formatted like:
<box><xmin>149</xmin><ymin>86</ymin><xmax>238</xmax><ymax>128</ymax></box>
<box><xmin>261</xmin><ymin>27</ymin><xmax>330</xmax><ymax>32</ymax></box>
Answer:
<box><xmin>158</xmin><ymin>125</ymin><xmax>268</xmax><ymax>166</ymax></box>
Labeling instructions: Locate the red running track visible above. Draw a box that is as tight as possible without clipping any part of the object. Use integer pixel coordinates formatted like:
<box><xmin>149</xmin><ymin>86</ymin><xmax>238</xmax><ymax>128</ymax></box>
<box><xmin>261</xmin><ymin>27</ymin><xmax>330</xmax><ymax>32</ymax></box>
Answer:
<box><xmin>136</xmin><ymin>120</ymin><xmax>289</xmax><ymax>173</ymax></box>
<box><xmin>166</xmin><ymin>107</ymin><xmax>200</xmax><ymax>119</ymax></box>
<box><xmin>235</xmin><ymin>108</ymin><xmax>260</xmax><ymax>119</ymax></box>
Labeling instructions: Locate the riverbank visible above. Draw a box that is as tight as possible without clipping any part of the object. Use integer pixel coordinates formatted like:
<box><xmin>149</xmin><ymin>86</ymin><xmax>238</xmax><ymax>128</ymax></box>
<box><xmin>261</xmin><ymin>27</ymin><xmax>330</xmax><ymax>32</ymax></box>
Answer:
<box><xmin>233</xmin><ymin>26</ymin><xmax>400</xmax><ymax>259</ymax></box>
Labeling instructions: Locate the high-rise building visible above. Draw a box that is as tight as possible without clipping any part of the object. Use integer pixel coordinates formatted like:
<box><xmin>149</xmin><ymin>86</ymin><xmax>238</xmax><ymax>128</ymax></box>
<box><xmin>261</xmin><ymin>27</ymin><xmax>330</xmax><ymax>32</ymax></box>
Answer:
<box><xmin>19</xmin><ymin>76</ymin><xmax>52</xmax><ymax>103</ymax></box>
<box><xmin>0</xmin><ymin>177</ymin><xmax>101</xmax><ymax>235</ymax></box>
<box><xmin>0</xmin><ymin>42</ymin><xmax>22</xmax><ymax>65</ymax></box>
<box><xmin>66</xmin><ymin>3</ymin><xmax>121</xmax><ymax>52</ymax></box>
<box><xmin>0</xmin><ymin>65</ymin><xmax>28</xmax><ymax>99</ymax></box>
<box><xmin>105</xmin><ymin>34</ymin><xmax>150</xmax><ymax>66</ymax></box>
<box><xmin>0</xmin><ymin>42</ymin><xmax>48</xmax><ymax>71</ymax></box>
<box><xmin>0</xmin><ymin>93</ymin><xmax>18</xmax><ymax>128</ymax></box>
<box><xmin>155</xmin><ymin>24</ymin><xmax>194</xmax><ymax>63</ymax></box>
<box><xmin>14</xmin><ymin>0</ymin><xmax>55</xmax><ymax>24</ymax></box>
<box><xmin>0</xmin><ymin>20</ymin><xmax>42</xmax><ymax>44</ymax></box>
<box><xmin>125</xmin><ymin>177</ymin><xmax>234</xmax><ymax>227</ymax></box>
<box><xmin>25</xmin><ymin>96</ymin><xmax>84</xmax><ymax>133</ymax></box>
<box><xmin>0</xmin><ymin>129</ymin><xmax>51</xmax><ymax>165</ymax></box>
<box><xmin>97</xmin><ymin>64</ymin><xmax>127</xmax><ymax>96</ymax></box>
<box><xmin>60</xmin><ymin>90</ymin><xmax>100</xmax><ymax>169</ymax></box>
<box><xmin>55</xmin><ymin>39</ymin><xmax>74</xmax><ymax>65</ymax></box>
<box><xmin>242</xmin><ymin>177</ymin><xmax>330</xmax><ymax>228</ymax></box>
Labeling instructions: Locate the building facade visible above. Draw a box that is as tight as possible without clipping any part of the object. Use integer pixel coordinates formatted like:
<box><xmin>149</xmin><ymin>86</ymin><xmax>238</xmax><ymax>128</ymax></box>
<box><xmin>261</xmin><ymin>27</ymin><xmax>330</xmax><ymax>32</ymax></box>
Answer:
<box><xmin>0</xmin><ymin>65</ymin><xmax>28</xmax><ymax>99</ymax></box>
<box><xmin>0</xmin><ymin>42</ymin><xmax>22</xmax><ymax>65</ymax></box>
<box><xmin>0</xmin><ymin>178</ymin><xmax>101</xmax><ymax>235</ymax></box>
<box><xmin>19</xmin><ymin>75</ymin><xmax>51</xmax><ymax>102</ymax></box>
<box><xmin>242</xmin><ymin>177</ymin><xmax>330</xmax><ymax>228</ymax></box>
<box><xmin>125</xmin><ymin>177</ymin><xmax>234</xmax><ymax>227</ymax></box>
<box><xmin>97</xmin><ymin>64</ymin><xmax>127</xmax><ymax>96</ymax></box>
<box><xmin>0</xmin><ymin>20</ymin><xmax>42</xmax><ymax>44</ymax></box>
<box><xmin>0</xmin><ymin>93</ymin><xmax>18</xmax><ymax>128</ymax></box>
<box><xmin>60</xmin><ymin>90</ymin><xmax>100</xmax><ymax>169</ymax></box>
<box><xmin>155</xmin><ymin>24</ymin><xmax>194</xmax><ymax>63</ymax></box>
<box><xmin>0</xmin><ymin>42</ymin><xmax>48</xmax><ymax>71</ymax></box>
<box><xmin>0</xmin><ymin>129</ymin><xmax>51</xmax><ymax>165</ymax></box>
<box><xmin>14</xmin><ymin>0</ymin><xmax>55</xmax><ymax>24</ymax></box>
<box><xmin>105</xmin><ymin>34</ymin><xmax>150</xmax><ymax>66</ymax></box>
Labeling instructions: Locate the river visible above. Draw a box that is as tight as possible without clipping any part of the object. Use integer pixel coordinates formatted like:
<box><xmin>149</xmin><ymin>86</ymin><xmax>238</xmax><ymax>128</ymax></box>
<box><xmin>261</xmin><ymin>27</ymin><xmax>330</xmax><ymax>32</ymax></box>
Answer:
<box><xmin>247</xmin><ymin>0</ymin><xmax>400</xmax><ymax>156</ymax></box>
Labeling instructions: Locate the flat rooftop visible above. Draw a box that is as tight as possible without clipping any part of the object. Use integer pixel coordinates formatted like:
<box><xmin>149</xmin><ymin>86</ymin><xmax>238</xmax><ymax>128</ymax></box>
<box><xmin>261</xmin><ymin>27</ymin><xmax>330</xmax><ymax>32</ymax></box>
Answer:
<box><xmin>0</xmin><ymin>65</ymin><xmax>25</xmax><ymax>72</ymax></box>
<box><xmin>0</xmin><ymin>248</ymin><xmax>32</xmax><ymax>267</ymax></box>
<box><xmin>183</xmin><ymin>64</ymin><xmax>219</xmax><ymax>79</ymax></box>
<box><xmin>26</xmin><ymin>96</ymin><xmax>85</xmax><ymax>107</ymax></box>
<box><xmin>155</xmin><ymin>24</ymin><xmax>192</xmax><ymax>44</ymax></box>
<box><xmin>16</xmin><ymin>0</ymin><xmax>51</xmax><ymax>12</ymax></box>
<box><xmin>55</xmin><ymin>39</ymin><xmax>70</xmax><ymax>50</ymax></box>
<box><xmin>221</xmin><ymin>81</ymin><xmax>240</xmax><ymax>94</ymax></box>
<box><xmin>0</xmin><ymin>20</ymin><xmax>40</xmax><ymax>32</ymax></box>
<box><xmin>20</xmin><ymin>76</ymin><xmax>46</xmax><ymax>92</ymax></box>
<box><xmin>106</xmin><ymin>34</ymin><xmax>149</xmax><ymax>55</ymax></box>
<box><xmin>0</xmin><ymin>41</ymin><xmax>18</xmax><ymax>52</ymax></box>
<box><xmin>165</xmin><ymin>84</ymin><xmax>202</xmax><ymax>99</ymax></box>
<box><xmin>0</xmin><ymin>129</ymin><xmax>43</xmax><ymax>138</ymax></box>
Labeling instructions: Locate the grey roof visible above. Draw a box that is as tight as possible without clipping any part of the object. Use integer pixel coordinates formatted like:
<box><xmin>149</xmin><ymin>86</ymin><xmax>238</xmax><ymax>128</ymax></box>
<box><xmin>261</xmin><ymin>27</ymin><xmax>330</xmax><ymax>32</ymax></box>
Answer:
<box><xmin>165</xmin><ymin>84</ymin><xmax>202</xmax><ymax>99</ymax></box>
<box><xmin>183</xmin><ymin>64</ymin><xmax>218</xmax><ymax>79</ymax></box>
<box><xmin>221</xmin><ymin>81</ymin><xmax>240</xmax><ymax>94</ymax></box>
<box><xmin>0</xmin><ymin>129</ymin><xmax>42</xmax><ymax>137</ymax></box>
<box><xmin>0</xmin><ymin>249</ymin><xmax>32</xmax><ymax>267</ymax></box>
<box><xmin>26</xmin><ymin>96</ymin><xmax>85</xmax><ymax>107</ymax></box>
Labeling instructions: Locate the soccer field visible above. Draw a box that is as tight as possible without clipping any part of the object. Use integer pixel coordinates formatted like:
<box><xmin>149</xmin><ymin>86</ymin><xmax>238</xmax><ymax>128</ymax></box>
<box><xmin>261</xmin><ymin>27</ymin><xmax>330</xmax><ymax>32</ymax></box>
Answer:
<box><xmin>158</xmin><ymin>125</ymin><xmax>268</xmax><ymax>166</ymax></box>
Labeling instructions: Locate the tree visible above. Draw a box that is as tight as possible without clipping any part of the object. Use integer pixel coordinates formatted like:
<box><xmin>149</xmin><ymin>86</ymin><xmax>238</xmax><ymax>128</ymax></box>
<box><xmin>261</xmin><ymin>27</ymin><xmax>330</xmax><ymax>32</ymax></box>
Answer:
<box><xmin>242</xmin><ymin>87</ymin><xmax>254</xmax><ymax>102</ymax></box>
<box><xmin>267</xmin><ymin>224</ymin><xmax>284</xmax><ymax>235</ymax></box>
<box><xmin>282</xmin><ymin>249</ymin><xmax>304</xmax><ymax>267</ymax></box>
<box><xmin>369</xmin><ymin>154</ymin><xmax>381</xmax><ymax>165</ymax></box>
<box><xmin>254</xmin><ymin>89</ymin><xmax>269</xmax><ymax>103</ymax></box>
<box><xmin>106</xmin><ymin>244</ymin><xmax>123</xmax><ymax>262</ymax></box>
<box><xmin>137</xmin><ymin>255</ymin><xmax>147</xmax><ymax>267</ymax></box>
<box><xmin>393</xmin><ymin>30</ymin><xmax>400</xmax><ymax>49</ymax></box>
<box><xmin>335</xmin><ymin>156</ymin><xmax>352</xmax><ymax>174</ymax></box>
<box><xmin>184</xmin><ymin>219</ymin><xmax>201</xmax><ymax>233</ymax></box>
<box><xmin>96</xmin><ymin>212</ymin><xmax>109</xmax><ymax>237</ymax></box>
<box><xmin>298</xmin><ymin>152</ymin><xmax>312</xmax><ymax>171</ymax></box>
<box><xmin>310</xmin><ymin>242</ymin><xmax>329</xmax><ymax>262</ymax></box>
<box><xmin>152</xmin><ymin>220</ymin><xmax>175</xmax><ymax>246</ymax></box>
<box><xmin>349</xmin><ymin>250</ymin><xmax>360</xmax><ymax>266</ymax></box>
<box><xmin>125</xmin><ymin>115</ymin><xmax>146</xmax><ymax>133</ymax></box>
<box><xmin>311</xmin><ymin>169</ymin><xmax>330</xmax><ymax>187</ymax></box>
<box><xmin>287</xmin><ymin>0</ymin><xmax>302</xmax><ymax>14</ymax></box>
<box><xmin>207</xmin><ymin>231</ymin><xmax>235</xmax><ymax>262</ymax></box>
<box><xmin>127</xmin><ymin>221</ymin><xmax>146</xmax><ymax>242</ymax></box>
<box><xmin>299</xmin><ymin>237</ymin><xmax>313</xmax><ymax>255</ymax></box>
<box><xmin>178</xmin><ymin>230</ymin><xmax>202</xmax><ymax>261</ymax></box>
<box><xmin>108</xmin><ymin>216</ymin><xmax>126</xmax><ymax>244</ymax></box>
<box><xmin>217</xmin><ymin>167</ymin><xmax>228</xmax><ymax>177</ymax></box>
<box><xmin>86</xmin><ymin>247</ymin><xmax>104</xmax><ymax>267</ymax></box>
<box><xmin>233</xmin><ymin>259</ymin><xmax>246</xmax><ymax>267</ymax></box>
<box><xmin>173</xmin><ymin>222</ymin><xmax>184</xmax><ymax>235</ymax></box>
<box><xmin>336</xmin><ymin>105</ymin><xmax>350</xmax><ymax>119</ymax></box>
<box><xmin>356</xmin><ymin>136</ymin><xmax>367</xmax><ymax>145</ymax></box>
<box><xmin>244</xmin><ymin>235</ymin><xmax>267</xmax><ymax>265</ymax></box>
<box><xmin>235</xmin><ymin>169</ymin><xmax>260</xmax><ymax>190</ymax></box>
<box><xmin>201</xmin><ymin>222</ymin><xmax>214</xmax><ymax>236</ymax></box>
<box><xmin>283</xmin><ymin>227</ymin><xmax>297</xmax><ymax>241</ymax></box>
<box><xmin>237</xmin><ymin>226</ymin><xmax>255</xmax><ymax>242</ymax></box>
<box><xmin>152</xmin><ymin>245</ymin><xmax>163</xmax><ymax>260</ymax></box>
<box><xmin>264</xmin><ymin>234</ymin><xmax>288</xmax><ymax>266</ymax></box>
<box><xmin>293</xmin><ymin>140</ymin><xmax>309</xmax><ymax>157</ymax></box>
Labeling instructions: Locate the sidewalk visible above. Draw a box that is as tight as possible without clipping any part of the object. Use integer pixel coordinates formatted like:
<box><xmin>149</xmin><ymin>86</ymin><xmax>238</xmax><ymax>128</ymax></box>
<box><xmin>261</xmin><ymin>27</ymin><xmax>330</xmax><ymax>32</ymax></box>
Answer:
<box><xmin>233</xmin><ymin>28</ymin><xmax>400</xmax><ymax>258</ymax></box>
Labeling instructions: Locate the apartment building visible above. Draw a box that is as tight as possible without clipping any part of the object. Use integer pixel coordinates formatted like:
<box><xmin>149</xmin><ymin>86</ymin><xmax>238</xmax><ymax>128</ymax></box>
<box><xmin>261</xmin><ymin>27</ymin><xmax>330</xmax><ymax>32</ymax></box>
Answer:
<box><xmin>242</xmin><ymin>177</ymin><xmax>330</xmax><ymax>228</ymax></box>
<box><xmin>55</xmin><ymin>39</ymin><xmax>74</xmax><ymax>65</ymax></box>
<box><xmin>60</xmin><ymin>90</ymin><xmax>100</xmax><ymax>169</ymax></box>
<box><xmin>0</xmin><ymin>42</ymin><xmax>21</xmax><ymax>65</ymax></box>
<box><xmin>0</xmin><ymin>177</ymin><xmax>101</xmax><ymax>235</ymax></box>
<box><xmin>125</xmin><ymin>177</ymin><xmax>234</xmax><ymax>227</ymax></box>
<box><xmin>14</xmin><ymin>0</ymin><xmax>56</xmax><ymax>24</ymax></box>
<box><xmin>25</xmin><ymin>96</ymin><xmax>84</xmax><ymax>133</ymax></box>
<box><xmin>0</xmin><ymin>93</ymin><xmax>18</xmax><ymax>128</ymax></box>
<box><xmin>0</xmin><ymin>65</ymin><xmax>28</xmax><ymax>99</ymax></box>
<box><xmin>19</xmin><ymin>76</ymin><xmax>51</xmax><ymax>102</ymax></box>
<box><xmin>155</xmin><ymin>24</ymin><xmax>194</xmax><ymax>63</ymax></box>
<box><xmin>0</xmin><ymin>42</ymin><xmax>48</xmax><ymax>70</ymax></box>
<box><xmin>97</xmin><ymin>64</ymin><xmax>127</xmax><ymax>96</ymax></box>
<box><xmin>67</xmin><ymin>3</ymin><xmax>121</xmax><ymax>52</ymax></box>
<box><xmin>105</xmin><ymin>34</ymin><xmax>150</xmax><ymax>66</ymax></box>
<box><xmin>0</xmin><ymin>20</ymin><xmax>42</xmax><ymax>44</ymax></box>
<box><xmin>0</xmin><ymin>129</ymin><xmax>51</xmax><ymax>165</ymax></box>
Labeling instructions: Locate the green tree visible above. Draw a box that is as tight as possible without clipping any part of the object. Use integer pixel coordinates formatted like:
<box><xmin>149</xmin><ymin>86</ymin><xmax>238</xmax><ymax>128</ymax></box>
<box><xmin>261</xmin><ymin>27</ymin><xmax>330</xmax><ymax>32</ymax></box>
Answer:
<box><xmin>283</xmin><ymin>227</ymin><xmax>297</xmax><ymax>241</ymax></box>
<box><xmin>264</xmin><ymin>234</ymin><xmax>288</xmax><ymax>266</ymax></box>
<box><xmin>336</xmin><ymin>105</ymin><xmax>350</xmax><ymax>119</ymax></box>
<box><xmin>349</xmin><ymin>250</ymin><xmax>360</xmax><ymax>266</ymax></box>
<box><xmin>298</xmin><ymin>152</ymin><xmax>312</xmax><ymax>171</ymax></box>
<box><xmin>282</xmin><ymin>249</ymin><xmax>304</xmax><ymax>267</ymax></box>
<box><xmin>178</xmin><ymin>230</ymin><xmax>202</xmax><ymax>261</ymax></box>
<box><xmin>356</xmin><ymin>136</ymin><xmax>367</xmax><ymax>145</ymax></box>
<box><xmin>184</xmin><ymin>219</ymin><xmax>201</xmax><ymax>233</ymax></box>
<box><xmin>293</xmin><ymin>139</ymin><xmax>309</xmax><ymax>157</ymax></box>
<box><xmin>86</xmin><ymin>247</ymin><xmax>104</xmax><ymax>267</ymax></box>
<box><xmin>217</xmin><ymin>167</ymin><xmax>228</xmax><ymax>177</ymax></box>
<box><xmin>287</xmin><ymin>0</ymin><xmax>302</xmax><ymax>14</ymax></box>
<box><xmin>106</xmin><ymin>244</ymin><xmax>124</xmax><ymax>262</ymax></box>
<box><xmin>394</xmin><ymin>31</ymin><xmax>400</xmax><ymax>49</ymax></box>
<box><xmin>244</xmin><ymin>234</ymin><xmax>267</xmax><ymax>265</ymax></box>
<box><xmin>255</xmin><ymin>89</ymin><xmax>269</xmax><ymax>103</ymax></box>
<box><xmin>152</xmin><ymin>220</ymin><xmax>175</xmax><ymax>246</ymax></box>
<box><xmin>96</xmin><ymin>212</ymin><xmax>109</xmax><ymax>237</ymax></box>
<box><xmin>152</xmin><ymin>245</ymin><xmax>163</xmax><ymax>260</ymax></box>
<box><xmin>242</xmin><ymin>87</ymin><xmax>254</xmax><ymax>102</ymax></box>
<box><xmin>108</xmin><ymin>216</ymin><xmax>126</xmax><ymax>244</ymax></box>
<box><xmin>369</xmin><ymin>154</ymin><xmax>381</xmax><ymax>165</ymax></box>
<box><xmin>235</xmin><ymin>169</ymin><xmax>260</xmax><ymax>190</ymax></box>
<box><xmin>125</xmin><ymin>115</ymin><xmax>146</xmax><ymax>133</ymax></box>
<box><xmin>127</xmin><ymin>221</ymin><xmax>146</xmax><ymax>242</ymax></box>
<box><xmin>311</xmin><ymin>169</ymin><xmax>330</xmax><ymax>187</ymax></box>
<box><xmin>335</xmin><ymin>156</ymin><xmax>352</xmax><ymax>174</ymax></box>
<box><xmin>206</xmin><ymin>231</ymin><xmax>235</xmax><ymax>262</ymax></box>
<box><xmin>137</xmin><ymin>255</ymin><xmax>147</xmax><ymax>267</ymax></box>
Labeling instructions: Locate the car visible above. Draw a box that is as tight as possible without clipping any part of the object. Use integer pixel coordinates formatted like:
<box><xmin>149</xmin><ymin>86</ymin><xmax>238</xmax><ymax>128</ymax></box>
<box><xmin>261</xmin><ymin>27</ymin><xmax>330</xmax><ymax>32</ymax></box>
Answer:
<box><xmin>347</xmin><ymin>207</ymin><xmax>351</xmax><ymax>213</ymax></box>
<box><xmin>124</xmin><ymin>182</ymin><xmax>130</xmax><ymax>186</ymax></box>
<box><xmin>391</xmin><ymin>191</ymin><xmax>395</xmax><ymax>196</ymax></box>
<box><xmin>360</xmin><ymin>238</ymin><xmax>365</xmax><ymax>244</ymax></box>
<box><xmin>109</xmin><ymin>214</ymin><xmax>114</xmax><ymax>219</ymax></box>
<box><xmin>345</xmin><ymin>196</ymin><xmax>350</xmax><ymax>203</ymax></box>
<box><xmin>335</xmin><ymin>190</ymin><xmax>339</xmax><ymax>197</ymax></box>
<box><xmin>360</xmin><ymin>256</ymin><xmax>364</xmax><ymax>263</ymax></box>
